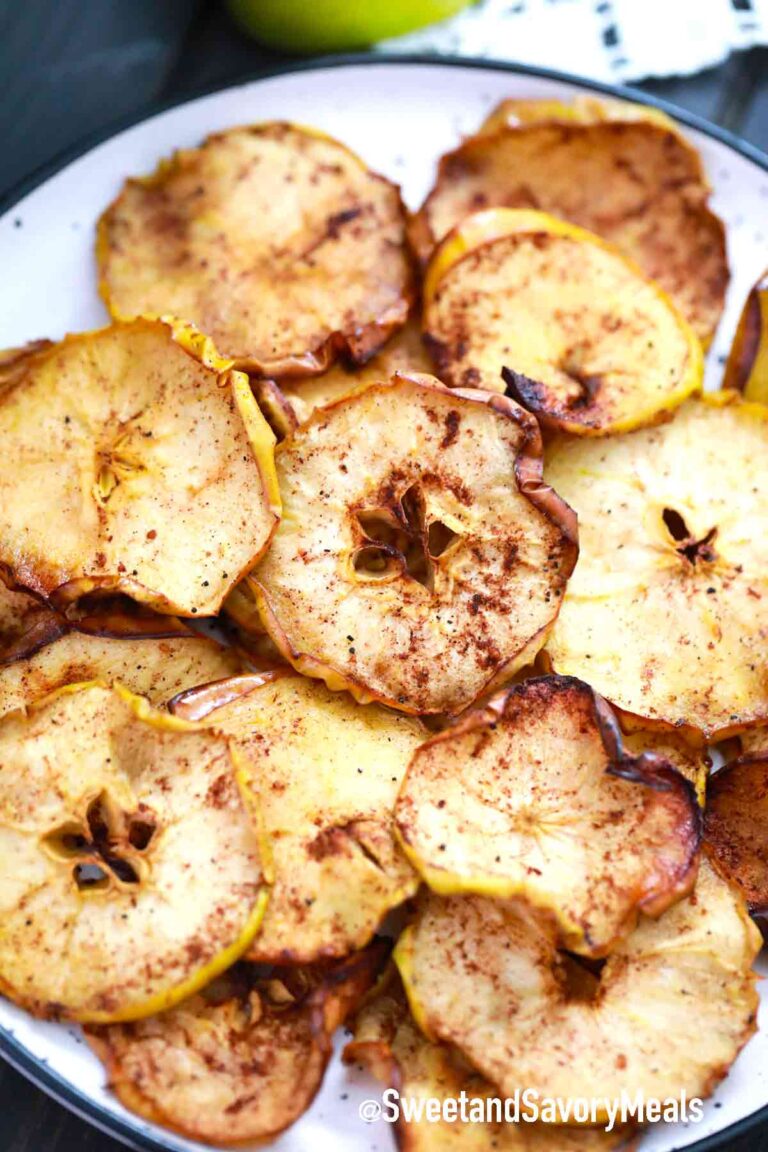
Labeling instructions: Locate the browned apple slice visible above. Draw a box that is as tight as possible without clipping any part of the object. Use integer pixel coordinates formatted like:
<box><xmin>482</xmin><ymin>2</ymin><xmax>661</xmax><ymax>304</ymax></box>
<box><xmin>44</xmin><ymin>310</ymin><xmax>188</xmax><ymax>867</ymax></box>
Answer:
<box><xmin>252</xmin><ymin>373</ymin><xmax>578</xmax><ymax>715</ymax></box>
<box><xmin>344</xmin><ymin>972</ymin><xmax>630</xmax><ymax>1151</ymax></box>
<box><xmin>98</xmin><ymin>123</ymin><xmax>414</xmax><ymax>375</ymax></box>
<box><xmin>395</xmin><ymin>860</ymin><xmax>760</xmax><ymax>1119</ymax></box>
<box><xmin>544</xmin><ymin>394</ymin><xmax>768</xmax><ymax>741</ymax></box>
<box><xmin>396</xmin><ymin>675</ymin><xmax>700</xmax><ymax>956</ymax></box>
<box><xmin>0</xmin><ymin>620</ymin><xmax>243</xmax><ymax>719</ymax></box>
<box><xmin>172</xmin><ymin>670</ymin><xmax>422</xmax><ymax>963</ymax></box>
<box><xmin>87</xmin><ymin>944</ymin><xmax>386</xmax><ymax>1146</ymax></box>
<box><xmin>411</xmin><ymin>117</ymin><xmax>727</xmax><ymax>345</ymax></box>
<box><xmin>0</xmin><ymin>318</ymin><xmax>280</xmax><ymax>617</ymax></box>
<box><xmin>705</xmin><ymin>754</ymin><xmax>768</xmax><ymax>938</ymax></box>
<box><xmin>0</xmin><ymin>682</ymin><xmax>268</xmax><ymax>1022</ymax></box>
<box><xmin>423</xmin><ymin>209</ymin><xmax>702</xmax><ymax>435</ymax></box>
<box><xmin>723</xmin><ymin>269</ymin><xmax>768</xmax><ymax>403</ymax></box>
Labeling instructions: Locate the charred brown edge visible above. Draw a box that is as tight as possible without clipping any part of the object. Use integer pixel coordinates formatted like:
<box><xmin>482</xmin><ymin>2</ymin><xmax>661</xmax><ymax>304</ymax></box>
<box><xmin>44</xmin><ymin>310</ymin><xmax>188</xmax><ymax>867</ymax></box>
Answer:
<box><xmin>723</xmin><ymin>280</ymin><xmax>765</xmax><ymax>392</ymax></box>
<box><xmin>255</xmin><ymin>376</ymin><xmax>578</xmax><ymax>716</ymax></box>
<box><xmin>0</xmin><ymin>612</ymin><xmax>69</xmax><ymax>666</ymax></box>
<box><xmin>250</xmin><ymin>378</ymin><xmax>299</xmax><ymax>442</ymax></box>
<box><xmin>85</xmin><ymin>939</ymin><xmax>389</xmax><ymax>1146</ymax></box>
<box><xmin>169</xmin><ymin>669</ymin><xmax>288</xmax><ymax>721</ymax></box>
<box><xmin>704</xmin><ymin>751</ymin><xmax>768</xmax><ymax>939</ymax></box>
<box><xmin>501</xmin><ymin>365</ymin><xmax>599</xmax><ymax>433</ymax></box>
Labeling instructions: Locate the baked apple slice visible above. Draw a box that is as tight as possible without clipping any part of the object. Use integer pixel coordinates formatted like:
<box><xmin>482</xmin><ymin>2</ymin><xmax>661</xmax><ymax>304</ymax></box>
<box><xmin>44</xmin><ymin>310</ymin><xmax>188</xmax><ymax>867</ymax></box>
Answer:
<box><xmin>723</xmin><ymin>268</ymin><xmax>768</xmax><ymax>403</ymax></box>
<box><xmin>344</xmin><ymin>972</ymin><xmax>629</xmax><ymax>1151</ymax></box>
<box><xmin>98</xmin><ymin>123</ymin><xmax>414</xmax><ymax>375</ymax></box>
<box><xmin>423</xmin><ymin>208</ymin><xmax>702</xmax><ymax>434</ymax></box>
<box><xmin>172</xmin><ymin>670</ymin><xmax>422</xmax><ymax>962</ymax></box>
<box><xmin>395</xmin><ymin>859</ymin><xmax>760</xmax><ymax>1118</ymax></box>
<box><xmin>479</xmin><ymin>94</ymin><xmax>680</xmax><ymax>135</ymax></box>
<box><xmin>87</xmin><ymin>944</ymin><xmax>385</xmax><ymax>1145</ymax></box>
<box><xmin>252</xmin><ymin>373</ymin><xmax>578</xmax><ymax>715</ymax></box>
<box><xmin>0</xmin><ymin>318</ymin><xmax>279</xmax><ymax>617</ymax></box>
<box><xmin>395</xmin><ymin>675</ymin><xmax>701</xmax><ymax>956</ymax></box>
<box><xmin>411</xmin><ymin>116</ymin><xmax>727</xmax><ymax>344</ymax></box>
<box><xmin>0</xmin><ymin>682</ymin><xmax>267</xmax><ymax>1022</ymax></box>
<box><xmin>0</xmin><ymin>618</ymin><xmax>243</xmax><ymax>719</ymax></box>
<box><xmin>705</xmin><ymin>754</ymin><xmax>768</xmax><ymax>938</ymax></box>
<box><xmin>545</xmin><ymin>394</ymin><xmax>768</xmax><ymax>741</ymax></box>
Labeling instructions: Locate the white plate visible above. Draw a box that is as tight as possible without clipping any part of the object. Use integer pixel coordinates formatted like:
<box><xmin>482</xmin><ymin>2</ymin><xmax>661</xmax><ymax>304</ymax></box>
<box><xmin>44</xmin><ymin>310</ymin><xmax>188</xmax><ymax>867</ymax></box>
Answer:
<box><xmin>0</xmin><ymin>56</ymin><xmax>767</xmax><ymax>1152</ymax></box>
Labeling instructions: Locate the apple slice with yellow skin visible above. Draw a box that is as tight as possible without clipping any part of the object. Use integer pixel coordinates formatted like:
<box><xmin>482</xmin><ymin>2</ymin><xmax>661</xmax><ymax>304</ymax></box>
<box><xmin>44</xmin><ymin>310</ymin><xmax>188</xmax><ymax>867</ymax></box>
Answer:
<box><xmin>394</xmin><ymin>860</ymin><xmax>761</xmax><ymax>1121</ymax></box>
<box><xmin>395</xmin><ymin>675</ymin><xmax>701</xmax><ymax>957</ymax></box>
<box><xmin>98</xmin><ymin>123</ymin><xmax>414</xmax><ymax>376</ymax></box>
<box><xmin>411</xmin><ymin>118</ymin><xmax>726</xmax><ymax>346</ymax></box>
<box><xmin>0</xmin><ymin>622</ymin><xmax>244</xmax><ymax>720</ymax></box>
<box><xmin>344</xmin><ymin>972</ymin><xmax>630</xmax><ymax>1152</ymax></box>
<box><xmin>723</xmin><ymin>269</ymin><xmax>768</xmax><ymax>403</ymax></box>
<box><xmin>544</xmin><ymin>393</ymin><xmax>768</xmax><ymax>741</ymax></box>
<box><xmin>87</xmin><ymin>943</ymin><xmax>386</xmax><ymax>1145</ymax></box>
<box><xmin>0</xmin><ymin>318</ymin><xmax>280</xmax><ymax>618</ymax></box>
<box><xmin>0</xmin><ymin>682</ymin><xmax>268</xmax><ymax>1023</ymax></box>
<box><xmin>250</xmin><ymin>372</ymin><xmax>577</xmax><ymax>716</ymax></box>
<box><xmin>172</xmin><ymin>670</ymin><xmax>422</xmax><ymax>963</ymax></box>
<box><xmin>423</xmin><ymin>208</ymin><xmax>702</xmax><ymax>435</ymax></box>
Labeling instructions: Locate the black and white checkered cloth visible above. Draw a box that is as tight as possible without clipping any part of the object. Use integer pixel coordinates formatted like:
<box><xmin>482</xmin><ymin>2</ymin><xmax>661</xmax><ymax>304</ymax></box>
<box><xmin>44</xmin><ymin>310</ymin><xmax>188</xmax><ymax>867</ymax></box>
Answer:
<box><xmin>377</xmin><ymin>0</ymin><xmax>768</xmax><ymax>81</ymax></box>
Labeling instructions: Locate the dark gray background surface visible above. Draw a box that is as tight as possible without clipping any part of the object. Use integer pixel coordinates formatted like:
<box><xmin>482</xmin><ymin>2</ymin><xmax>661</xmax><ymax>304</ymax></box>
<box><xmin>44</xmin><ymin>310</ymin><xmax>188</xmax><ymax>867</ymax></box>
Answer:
<box><xmin>0</xmin><ymin>2</ymin><xmax>766</xmax><ymax>1149</ymax></box>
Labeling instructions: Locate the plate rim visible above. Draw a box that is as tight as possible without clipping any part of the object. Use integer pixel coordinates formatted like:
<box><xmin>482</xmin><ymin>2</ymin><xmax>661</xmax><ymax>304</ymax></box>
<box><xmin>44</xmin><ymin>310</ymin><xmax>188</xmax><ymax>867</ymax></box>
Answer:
<box><xmin>1</xmin><ymin>50</ymin><xmax>766</xmax><ymax>219</ymax></box>
<box><xmin>0</xmin><ymin>51</ymin><xmax>766</xmax><ymax>1152</ymax></box>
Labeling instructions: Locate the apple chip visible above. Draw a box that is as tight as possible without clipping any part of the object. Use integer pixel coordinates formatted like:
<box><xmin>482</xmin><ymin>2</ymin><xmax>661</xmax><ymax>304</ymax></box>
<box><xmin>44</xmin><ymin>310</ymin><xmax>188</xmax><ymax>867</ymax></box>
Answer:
<box><xmin>479</xmin><ymin>94</ymin><xmax>679</xmax><ymax>135</ymax></box>
<box><xmin>98</xmin><ymin>123</ymin><xmax>413</xmax><ymax>375</ymax></box>
<box><xmin>396</xmin><ymin>675</ymin><xmax>701</xmax><ymax>956</ymax></box>
<box><xmin>281</xmin><ymin>317</ymin><xmax>434</xmax><ymax>426</ymax></box>
<box><xmin>344</xmin><ymin>974</ymin><xmax>628</xmax><ymax>1152</ymax></box>
<box><xmin>252</xmin><ymin>373</ymin><xmax>578</xmax><ymax>715</ymax></box>
<box><xmin>412</xmin><ymin>118</ymin><xmax>727</xmax><ymax>344</ymax></box>
<box><xmin>395</xmin><ymin>859</ymin><xmax>760</xmax><ymax>1118</ymax></box>
<box><xmin>0</xmin><ymin>682</ymin><xmax>267</xmax><ymax>1022</ymax></box>
<box><xmin>705</xmin><ymin>755</ymin><xmax>768</xmax><ymax>938</ymax></box>
<box><xmin>545</xmin><ymin>394</ymin><xmax>768</xmax><ymax>740</ymax></box>
<box><xmin>0</xmin><ymin>318</ymin><xmax>280</xmax><ymax>617</ymax></box>
<box><xmin>87</xmin><ymin>944</ymin><xmax>385</xmax><ymax>1145</ymax></box>
<box><xmin>723</xmin><ymin>268</ymin><xmax>768</xmax><ymax>403</ymax></box>
<box><xmin>172</xmin><ymin>670</ymin><xmax>422</xmax><ymax>962</ymax></box>
<box><xmin>423</xmin><ymin>209</ymin><xmax>702</xmax><ymax>434</ymax></box>
<box><xmin>0</xmin><ymin>622</ymin><xmax>243</xmax><ymax>719</ymax></box>
<box><xmin>0</xmin><ymin>579</ymin><xmax>65</xmax><ymax>664</ymax></box>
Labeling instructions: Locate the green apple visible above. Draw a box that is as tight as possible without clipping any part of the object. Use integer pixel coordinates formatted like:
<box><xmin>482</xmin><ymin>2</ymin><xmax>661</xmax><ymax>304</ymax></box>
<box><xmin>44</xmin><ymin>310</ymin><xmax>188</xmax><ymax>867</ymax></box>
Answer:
<box><xmin>226</xmin><ymin>0</ymin><xmax>472</xmax><ymax>53</ymax></box>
